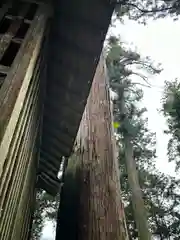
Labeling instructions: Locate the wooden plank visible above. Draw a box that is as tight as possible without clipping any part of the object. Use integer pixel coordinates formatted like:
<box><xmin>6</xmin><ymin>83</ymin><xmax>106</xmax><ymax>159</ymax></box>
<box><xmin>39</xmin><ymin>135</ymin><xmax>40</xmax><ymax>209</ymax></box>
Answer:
<box><xmin>0</xmin><ymin>34</ymin><xmax>24</xmax><ymax>44</ymax></box>
<box><xmin>6</xmin><ymin>124</ymin><xmax>39</xmax><ymax>240</ymax></box>
<box><xmin>37</xmin><ymin>176</ymin><xmax>58</xmax><ymax>196</ymax></box>
<box><xmin>0</xmin><ymin>18</ymin><xmax>22</xmax><ymax>61</ymax></box>
<box><xmin>0</xmin><ymin>97</ymin><xmax>40</xmax><ymax>238</ymax></box>
<box><xmin>40</xmin><ymin>149</ymin><xmax>62</xmax><ymax>169</ymax></box>
<box><xmin>0</xmin><ymin>5</ymin><xmax>49</xmax><ymax>179</ymax></box>
<box><xmin>0</xmin><ymin>82</ymin><xmax>40</xmax><ymax>215</ymax></box>
<box><xmin>0</xmin><ymin>3</ymin><xmax>51</xmax><ymax>240</ymax></box>
<box><xmin>0</xmin><ymin>64</ymin><xmax>9</xmax><ymax>74</ymax></box>
<box><xmin>12</xmin><ymin>37</ymin><xmax>23</xmax><ymax>44</ymax></box>
<box><xmin>0</xmin><ymin>2</ymin><xmax>40</xmax><ymax>65</ymax></box>
<box><xmin>45</xmin><ymin>101</ymin><xmax>81</xmax><ymax>126</ymax></box>
<box><xmin>15</xmin><ymin>193</ymin><xmax>31</xmax><ymax>239</ymax></box>
<box><xmin>0</xmin><ymin>7</ymin><xmax>48</xmax><ymax>237</ymax></box>
<box><xmin>1</xmin><ymin>121</ymin><xmax>39</xmax><ymax>240</ymax></box>
<box><xmin>46</xmin><ymin>86</ymin><xmax>84</xmax><ymax>113</ymax></box>
<box><xmin>42</xmin><ymin>136</ymin><xmax>72</xmax><ymax>156</ymax></box>
<box><xmin>5</xmin><ymin>15</ymin><xmax>32</xmax><ymax>24</ymax></box>
<box><xmin>43</xmin><ymin>114</ymin><xmax>77</xmax><ymax>136</ymax></box>
<box><xmin>39</xmin><ymin>157</ymin><xmax>59</xmax><ymax>174</ymax></box>
<box><xmin>0</xmin><ymin>76</ymin><xmax>5</xmax><ymax>88</ymax></box>
<box><xmin>0</xmin><ymin>38</ymin><xmax>44</xmax><ymax>208</ymax></box>
<box><xmin>42</xmin><ymin>126</ymin><xmax>74</xmax><ymax>147</ymax></box>
<box><xmin>0</xmin><ymin>67</ymin><xmax>40</xmax><ymax>208</ymax></box>
<box><xmin>0</xmin><ymin>117</ymin><xmax>36</xmax><ymax>236</ymax></box>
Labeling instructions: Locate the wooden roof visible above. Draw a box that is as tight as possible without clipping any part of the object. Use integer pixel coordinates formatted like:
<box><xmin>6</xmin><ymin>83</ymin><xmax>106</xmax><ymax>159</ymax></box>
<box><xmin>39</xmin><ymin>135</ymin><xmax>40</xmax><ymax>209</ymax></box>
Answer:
<box><xmin>38</xmin><ymin>0</ymin><xmax>114</xmax><ymax>195</ymax></box>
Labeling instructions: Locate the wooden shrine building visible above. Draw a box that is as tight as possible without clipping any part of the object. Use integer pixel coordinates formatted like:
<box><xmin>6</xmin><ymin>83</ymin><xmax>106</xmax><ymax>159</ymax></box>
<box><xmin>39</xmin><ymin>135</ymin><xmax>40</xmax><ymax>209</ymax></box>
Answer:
<box><xmin>0</xmin><ymin>0</ymin><xmax>114</xmax><ymax>239</ymax></box>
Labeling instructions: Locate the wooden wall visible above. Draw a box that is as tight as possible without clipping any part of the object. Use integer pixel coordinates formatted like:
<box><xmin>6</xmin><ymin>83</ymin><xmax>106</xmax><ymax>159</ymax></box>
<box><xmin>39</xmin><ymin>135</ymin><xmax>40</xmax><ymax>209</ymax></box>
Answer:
<box><xmin>0</xmin><ymin>3</ymin><xmax>49</xmax><ymax>239</ymax></box>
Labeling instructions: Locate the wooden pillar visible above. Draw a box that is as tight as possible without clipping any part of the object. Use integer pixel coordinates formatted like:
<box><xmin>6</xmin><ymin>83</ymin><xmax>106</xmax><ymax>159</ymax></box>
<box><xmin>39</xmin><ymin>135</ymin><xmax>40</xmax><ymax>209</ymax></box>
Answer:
<box><xmin>0</xmin><ymin>2</ymin><xmax>50</xmax><ymax>239</ymax></box>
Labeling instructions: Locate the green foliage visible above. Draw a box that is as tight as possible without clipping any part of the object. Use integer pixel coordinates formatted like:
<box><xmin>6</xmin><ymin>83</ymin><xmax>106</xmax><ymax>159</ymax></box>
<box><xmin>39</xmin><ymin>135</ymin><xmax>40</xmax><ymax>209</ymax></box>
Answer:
<box><xmin>114</xmin><ymin>0</ymin><xmax>180</xmax><ymax>22</ymax></box>
<box><xmin>162</xmin><ymin>80</ymin><xmax>180</xmax><ymax>170</ymax></box>
<box><xmin>31</xmin><ymin>189</ymin><xmax>59</xmax><ymax>240</ymax></box>
<box><xmin>106</xmin><ymin>35</ymin><xmax>160</xmax><ymax>139</ymax></box>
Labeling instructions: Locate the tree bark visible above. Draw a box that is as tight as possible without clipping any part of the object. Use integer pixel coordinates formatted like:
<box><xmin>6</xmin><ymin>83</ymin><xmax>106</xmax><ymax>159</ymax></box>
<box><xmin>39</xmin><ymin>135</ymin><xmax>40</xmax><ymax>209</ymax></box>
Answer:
<box><xmin>124</xmin><ymin>132</ymin><xmax>151</xmax><ymax>240</ymax></box>
<box><xmin>56</xmin><ymin>55</ymin><xmax>129</xmax><ymax>240</ymax></box>
<box><xmin>77</xmin><ymin>56</ymin><xmax>129</xmax><ymax>240</ymax></box>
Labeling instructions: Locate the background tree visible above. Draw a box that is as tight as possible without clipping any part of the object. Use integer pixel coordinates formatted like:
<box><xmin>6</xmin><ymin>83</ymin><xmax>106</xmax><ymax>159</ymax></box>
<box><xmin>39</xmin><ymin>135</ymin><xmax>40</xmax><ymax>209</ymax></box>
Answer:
<box><xmin>163</xmin><ymin>80</ymin><xmax>180</xmax><ymax>170</ymax></box>
<box><xmin>114</xmin><ymin>0</ymin><xmax>180</xmax><ymax>22</ymax></box>
<box><xmin>106</xmin><ymin>35</ymin><xmax>158</xmax><ymax>240</ymax></box>
<box><xmin>161</xmin><ymin>79</ymin><xmax>180</xmax><ymax>238</ymax></box>
<box><xmin>106</xmin><ymin>36</ymin><xmax>180</xmax><ymax>239</ymax></box>
<box><xmin>31</xmin><ymin>189</ymin><xmax>59</xmax><ymax>240</ymax></box>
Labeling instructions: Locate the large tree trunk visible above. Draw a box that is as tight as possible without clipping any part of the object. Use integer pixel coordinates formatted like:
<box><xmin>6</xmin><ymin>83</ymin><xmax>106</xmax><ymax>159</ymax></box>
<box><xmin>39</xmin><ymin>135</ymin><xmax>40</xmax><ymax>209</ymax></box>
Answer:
<box><xmin>56</xmin><ymin>56</ymin><xmax>128</xmax><ymax>240</ymax></box>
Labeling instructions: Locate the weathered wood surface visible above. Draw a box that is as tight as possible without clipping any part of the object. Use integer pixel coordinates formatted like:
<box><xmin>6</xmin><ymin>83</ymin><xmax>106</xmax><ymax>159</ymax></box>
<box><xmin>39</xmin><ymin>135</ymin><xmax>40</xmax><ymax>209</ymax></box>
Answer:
<box><xmin>39</xmin><ymin>0</ymin><xmax>114</xmax><ymax>195</ymax></box>
<box><xmin>0</xmin><ymin>3</ymin><xmax>49</xmax><ymax>239</ymax></box>
<box><xmin>0</xmin><ymin>4</ymin><xmax>45</xmax><ymax>143</ymax></box>
<box><xmin>56</xmin><ymin>56</ymin><xmax>129</xmax><ymax>240</ymax></box>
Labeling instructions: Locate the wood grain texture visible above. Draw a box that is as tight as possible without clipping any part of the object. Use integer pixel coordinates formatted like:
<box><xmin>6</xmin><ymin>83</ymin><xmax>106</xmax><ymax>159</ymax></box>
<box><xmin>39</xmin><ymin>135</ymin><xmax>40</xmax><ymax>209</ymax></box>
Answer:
<box><xmin>56</xmin><ymin>56</ymin><xmax>129</xmax><ymax>240</ymax></box>
<box><xmin>0</xmin><ymin>3</ymin><xmax>49</xmax><ymax>240</ymax></box>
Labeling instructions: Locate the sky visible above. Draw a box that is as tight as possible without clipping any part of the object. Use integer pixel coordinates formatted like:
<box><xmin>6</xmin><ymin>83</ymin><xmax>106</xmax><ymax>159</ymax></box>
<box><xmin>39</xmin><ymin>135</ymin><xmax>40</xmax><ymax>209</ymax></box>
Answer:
<box><xmin>111</xmin><ymin>16</ymin><xmax>180</xmax><ymax>176</ymax></box>
<box><xmin>42</xmin><ymin>16</ymin><xmax>180</xmax><ymax>240</ymax></box>
<box><xmin>42</xmin><ymin>221</ymin><xmax>56</xmax><ymax>240</ymax></box>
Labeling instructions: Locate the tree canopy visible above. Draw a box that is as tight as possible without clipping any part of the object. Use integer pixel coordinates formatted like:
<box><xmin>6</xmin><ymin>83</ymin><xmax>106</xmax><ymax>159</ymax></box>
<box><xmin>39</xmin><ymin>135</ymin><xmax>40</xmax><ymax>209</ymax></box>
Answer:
<box><xmin>106</xmin><ymin>36</ymin><xmax>180</xmax><ymax>239</ymax></box>
<box><xmin>115</xmin><ymin>0</ymin><xmax>180</xmax><ymax>21</ymax></box>
<box><xmin>31</xmin><ymin>190</ymin><xmax>59</xmax><ymax>239</ymax></box>
<box><xmin>163</xmin><ymin>80</ymin><xmax>180</xmax><ymax>171</ymax></box>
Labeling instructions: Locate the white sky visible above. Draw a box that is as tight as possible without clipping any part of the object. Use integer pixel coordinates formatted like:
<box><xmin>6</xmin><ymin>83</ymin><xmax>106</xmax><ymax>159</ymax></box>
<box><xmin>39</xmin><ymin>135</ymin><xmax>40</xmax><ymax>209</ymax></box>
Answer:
<box><xmin>42</xmin><ymin>16</ymin><xmax>180</xmax><ymax>239</ymax></box>
<box><xmin>111</xmin><ymin>16</ymin><xmax>180</xmax><ymax>177</ymax></box>
<box><xmin>41</xmin><ymin>221</ymin><xmax>55</xmax><ymax>240</ymax></box>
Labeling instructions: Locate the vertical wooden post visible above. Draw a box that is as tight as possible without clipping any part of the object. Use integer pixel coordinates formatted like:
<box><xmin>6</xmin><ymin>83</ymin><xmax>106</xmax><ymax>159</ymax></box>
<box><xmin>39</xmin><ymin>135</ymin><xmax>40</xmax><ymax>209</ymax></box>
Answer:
<box><xmin>0</xmin><ymin>3</ymin><xmax>50</xmax><ymax>240</ymax></box>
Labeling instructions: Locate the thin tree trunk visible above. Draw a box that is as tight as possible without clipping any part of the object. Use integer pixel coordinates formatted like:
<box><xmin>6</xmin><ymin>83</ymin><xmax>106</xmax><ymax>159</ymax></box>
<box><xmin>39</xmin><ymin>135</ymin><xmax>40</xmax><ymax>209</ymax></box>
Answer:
<box><xmin>124</xmin><ymin>136</ymin><xmax>151</xmax><ymax>240</ymax></box>
<box><xmin>118</xmin><ymin>85</ymin><xmax>151</xmax><ymax>240</ymax></box>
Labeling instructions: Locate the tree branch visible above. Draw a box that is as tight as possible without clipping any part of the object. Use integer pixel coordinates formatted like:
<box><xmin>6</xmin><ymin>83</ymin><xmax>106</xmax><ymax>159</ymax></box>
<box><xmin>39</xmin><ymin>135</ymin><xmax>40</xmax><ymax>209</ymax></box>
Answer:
<box><xmin>131</xmin><ymin>72</ymin><xmax>151</xmax><ymax>86</ymax></box>
<box><xmin>116</xmin><ymin>1</ymin><xmax>174</xmax><ymax>14</ymax></box>
<box><xmin>129</xmin><ymin>82</ymin><xmax>151</xmax><ymax>88</ymax></box>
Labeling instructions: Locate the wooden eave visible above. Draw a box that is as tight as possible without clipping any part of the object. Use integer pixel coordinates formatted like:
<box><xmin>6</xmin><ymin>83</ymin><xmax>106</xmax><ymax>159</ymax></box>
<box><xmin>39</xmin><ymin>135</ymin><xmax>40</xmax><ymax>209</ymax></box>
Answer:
<box><xmin>38</xmin><ymin>0</ymin><xmax>114</xmax><ymax>194</ymax></box>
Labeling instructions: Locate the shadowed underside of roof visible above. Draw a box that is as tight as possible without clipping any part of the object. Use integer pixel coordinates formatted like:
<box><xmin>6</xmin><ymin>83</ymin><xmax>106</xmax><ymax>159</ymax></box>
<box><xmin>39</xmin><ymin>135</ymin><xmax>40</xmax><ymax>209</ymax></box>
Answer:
<box><xmin>38</xmin><ymin>0</ymin><xmax>114</xmax><ymax>194</ymax></box>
